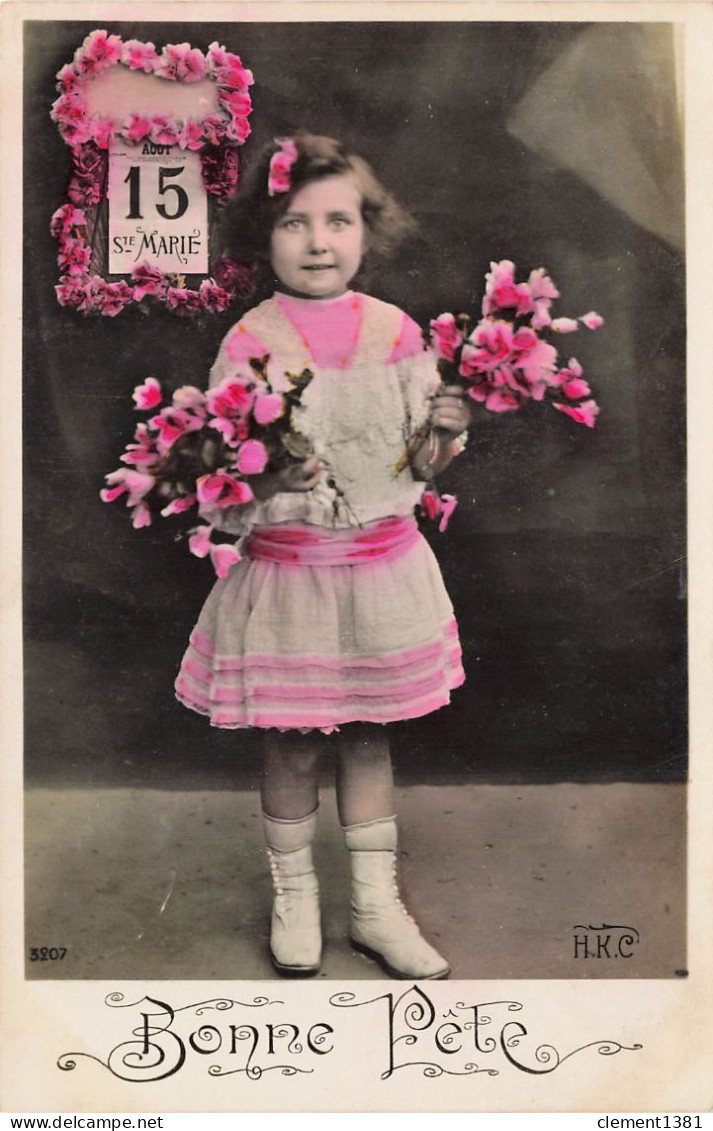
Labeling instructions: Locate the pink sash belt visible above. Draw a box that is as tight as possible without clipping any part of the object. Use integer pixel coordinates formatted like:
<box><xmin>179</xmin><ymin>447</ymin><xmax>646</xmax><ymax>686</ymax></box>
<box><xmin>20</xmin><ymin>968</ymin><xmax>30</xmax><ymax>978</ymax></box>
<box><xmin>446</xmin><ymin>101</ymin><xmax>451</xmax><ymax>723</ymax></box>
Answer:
<box><xmin>246</xmin><ymin>516</ymin><xmax>420</xmax><ymax>566</ymax></box>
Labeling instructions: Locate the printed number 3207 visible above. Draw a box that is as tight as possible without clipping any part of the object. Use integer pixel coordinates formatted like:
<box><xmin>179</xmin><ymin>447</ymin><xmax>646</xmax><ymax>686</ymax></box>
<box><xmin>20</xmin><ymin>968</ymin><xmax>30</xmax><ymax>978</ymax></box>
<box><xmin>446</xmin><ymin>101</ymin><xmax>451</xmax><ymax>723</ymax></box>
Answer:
<box><xmin>29</xmin><ymin>947</ymin><xmax>66</xmax><ymax>961</ymax></box>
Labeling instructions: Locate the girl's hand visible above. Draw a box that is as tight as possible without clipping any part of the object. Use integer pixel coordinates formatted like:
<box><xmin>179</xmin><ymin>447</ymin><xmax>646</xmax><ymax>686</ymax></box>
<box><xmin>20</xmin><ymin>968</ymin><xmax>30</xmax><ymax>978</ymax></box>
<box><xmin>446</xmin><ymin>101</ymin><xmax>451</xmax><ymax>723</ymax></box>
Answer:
<box><xmin>250</xmin><ymin>455</ymin><xmax>323</xmax><ymax>499</ymax></box>
<box><xmin>429</xmin><ymin>385</ymin><xmax>474</xmax><ymax>436</ymax></box>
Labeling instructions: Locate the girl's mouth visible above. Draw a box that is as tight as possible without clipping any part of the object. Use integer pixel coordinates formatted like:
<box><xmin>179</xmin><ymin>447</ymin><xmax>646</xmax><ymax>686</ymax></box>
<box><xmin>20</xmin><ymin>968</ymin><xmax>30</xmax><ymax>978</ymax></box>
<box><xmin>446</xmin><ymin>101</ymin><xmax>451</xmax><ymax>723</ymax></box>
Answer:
<box><xmin>302</xmin><ymin>265</ymin><xmax>335</xmax><ymax>271</ymax></box>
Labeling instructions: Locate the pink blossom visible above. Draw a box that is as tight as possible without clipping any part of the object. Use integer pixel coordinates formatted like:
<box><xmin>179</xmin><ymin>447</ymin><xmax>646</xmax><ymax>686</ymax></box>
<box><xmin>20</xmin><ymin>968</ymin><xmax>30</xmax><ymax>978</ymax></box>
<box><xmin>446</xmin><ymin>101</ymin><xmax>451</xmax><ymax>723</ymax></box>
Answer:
<box><xmin>172</xmin><ymin>386</ymin><xmax>206</xmax><ymax>410</ymax></box>
<box><xmin>562</xmin><ymin>377</ymin><xmax>591</xmax><ymax>400</ymax></box>
<box><xmin>512</xmin><ymin>327</ymin><xmax>538</xmax><ymax>351</ymax></box>
<box><xmin>420</xmin><ymin>490</ymin><xmax>440</xmax><ymax>522</ymax></box>
<box><xmin>253</xmin><ymin>392</ymin><xmax>284</xmax><ymax>425</ymax></box>
<box><xmin>72</xmin><ymin>143</ymin><xmax>103</xmax><ymax>177</ymax></box>
<box><xmin>218</xmin><ymin>89</ymin><xmax>252</xmax><ymax>119</ymax></box>
<box><xmin>179</xmin><ymin>119</ymin><xmax>205</xmax><ymax>151</ymax></box>
<box><xmin>122</xmin><ymin>113</ymin><xmax>152</xmax><ymax>143</ymax></box>
<box><xmin>189</xmin><ymin>524</ymin><xmax>213</xmax><ymax>558</ymax></box>
<box><xmin>419</xmin><ymin>489</ymin><xmax>458</xmax><ymax>531</ymax></box>
<box><xmin>67</xmin><ymin>144</ymin><xmax>104</xmax><ymax>206</ymax></box>
<box><xmin>206</xmin><ymin>43</ymin><xmax>254</xmax><ymax>90</ymax></box>
<box><xmin>201</xmin><ymin>114</ymin><xmax>228</xmax><ymax>146</ymax></box>
<box><xmin>210</xmin><ymin>543</ymin><xmax>242</xmax><ymax>578</ymax></box>
<box><xmin>485</xmin><ymin>281</ymin><xmax>532</xmax><ymax>316</ymax></box>
<box><xmin>213</xmin><ymin>258</ymin><xmax>255</xmax><ymax>297</ymax></box>
<box><xmin>235</xmin><ymin>439</ymin><xmax>268</xmax><ymax>476</ymax></box>
<box><xmin>101</xmin><ymin>468</ymin><xmax>155</xmax><ymax>506</ymax></box>
<box><xmin>527</xmin><ymin>267</ymin><xmax>560</xmax><ymax>302</ymax></box>
<box><xmin>198</xmin><ymin>279</ymin><xmax>233</xmax><ymax>313</ymax></box>
<box><xmin>51</xmin><ymin>92</ymin><xmax>85</xmax><ymax>125</ymax></box>
<box><xmin>553</xmin><ymin>399</ymin><xmax>600</xmax><ymax>427</ymax></box>
<box><xmin>429</xmin><ymin>313</ymin><xmax>463</xmax><ymax>361</ymax></box>
<box><xmin>59</xmin><ymin>118</ymin><xmax>92</xmax><ymax>147</ymax></box>
<box><xmin>90</xmin><ymin>115</ymin><xmax>116</xmax><ymax>150</ymax></box>
<box><xmin>206</xmin><ymin>377</ymin><xmax>255</xmax><ymax>420</ymax></box>
<box><xmin>485</xmin><ymin>260</ymin><xmax>515</xmax><ymax>291</ymax></box>
<box><xmin>531</xmin><ymin>300</ymin><xmax>552</xmax><ymax>331</ymax></box>
<box><xmin>197</xmin><ymin>472</ymin><xmax>254</xmax><ymax>509</ymax></box>
<box><xmin>122</xmin><ymin>40</ymin><xmax>159</xmax><ymax>72</ymax></box>
<box><xmin>96</xmin><ymin>279</ymin><xmax>133</xmax><ymax>316</ymax></box>
<box><xmin>131</xmin><ymin>502</ymin><xmax>152</xmax><ymax>529</ymax></box>
<box><xmin>161</xmin><ymin>495</ymin><xmax>197</xmax><ymax>517</ymax></box>
<box><xmin>131</xmin><ymin>262</ymin><xmax>168</xmax><ymax>301</ymax></box>
<box><xmin>268</xmin><ymin>139</ymin><xmax>298</xmax><ymax>196</ymax></box>
<box><xmin>55</xmin><ymin>63</ymin><xmax>82</xmax><ymax>94</ymax></box>
<box><xmin>75</xmin><ymin>275</ymin><xmax>107</xmax><ymax>314</ymax></box>
<box><xmin>496</xmin><ymin>363</ymin><xmax>523</xmax><ymax>393</ymax></box>
<box><xmin>74</xmin><ymin>30</ymin><xmax>123</xmax><ymax>75</ymax></box>
<box><xmin>133</xmin><ymin>376</ymin><xmax>163</xmax><ymax>410</ymax></box>
<box><xmin>201</xmin><ymin>146</ymin><xmax>239</xmax><ymax>198</ymax></box>
<box><xmin>225</xmin><ymin>116</ymin><xmax>252</xmax><ymax>146</ymax></box>
<box><xmin>466</xmin><ymin>382</ymin><xmax>488</xmax><ymax>404</ymax></box>
<box><xmin>51</xmin><ymin>94</ymin><xmax>90</xmax><ymax>145</ymax></box>
<box><xmin>482</xmin><ymin>261</ymin><xmax>533</xmax><ymax>317</ymax></box>
<box><xmin>165</xmin><ymin>287</ymin><xmax>201</xmax><ymax>314</ymax></box>
<box><xmin>516</xmin><ymin>338</ymin><xmax>558</xmax><ymax>386</ymax></box>
<box><xmin>485</xmin><ymin>390</ymin><xmax>521</xmax><ymax>413</ymax></box>
<box><xmin>580</xmin><ymin>311</ymin><xmax>605</xmax><ymax>330</ymax></box>
<box><xmin>187</xmin><ymin>523</ymin><xmax>243</xmax><ymax>576</ymax></box>
<box><xmin>121</xmin><ymin>422</ymin><xmax>157</xmax><ymax>468</ymax></box>
<box><xmin>460</xmin><ymin>321</ymin><xmax>514</xmax><ymax>376</ymax></box>
<box><xmin>438</xmin><ymin>494</ymin><xmax>458</xmax><ymax>532</ymax></box>
<box><xmin>550</xmin><ymin>357</ymin><xmax>583</xmax><ymax>390</ymax></box>
<box><xmin>155</xmin><ymin>43</ymin><xmax>206</xmax><ymax>83</ymax></box>
<box><xmin>57</xmin><ymin>237</ymin><xmax>92</xmax><ymax>276</ymax></box>
<box><xmin>50</xmin><ymin>203</ymin><xmax>86</xmax><ymax>237</ymax></box>
<box><xmin>55</xmin><ymin>274</ymin><xmax>88</xmax><ymax>310</ymax></box>
<box><xmin>209</xmin><ymin>416</ymin><xmax>247</xmax><ymax>447</ymax></box>
<box><xmin>551</xmin><ymin>317</ymin><xmax>579</xmax><ymax>333</ymax></box>
<box><xmin>150</xmin><ymin>406</ymin><xmax>204</xmax><ymax>454</ymax></box>
<box><xmin>150</xmin><ymin>115</ymin><xmax>180</xmax><ymax>146</ymax></box>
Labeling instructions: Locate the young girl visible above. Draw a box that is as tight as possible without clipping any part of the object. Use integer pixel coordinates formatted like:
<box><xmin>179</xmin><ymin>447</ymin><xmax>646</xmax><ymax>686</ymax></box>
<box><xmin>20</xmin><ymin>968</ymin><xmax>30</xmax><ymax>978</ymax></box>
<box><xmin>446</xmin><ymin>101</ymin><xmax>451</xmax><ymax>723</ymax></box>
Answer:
<box><xmin>175</xmin><ymin>133</ymin><xmax>472</xmax><ymax>980</ymax></box>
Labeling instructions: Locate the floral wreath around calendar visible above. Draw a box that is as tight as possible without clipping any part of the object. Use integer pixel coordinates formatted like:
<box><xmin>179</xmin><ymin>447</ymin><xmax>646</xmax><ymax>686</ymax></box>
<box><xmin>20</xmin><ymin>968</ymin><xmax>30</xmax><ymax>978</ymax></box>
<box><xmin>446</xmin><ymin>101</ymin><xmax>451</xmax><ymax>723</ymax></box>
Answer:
<box><xmin>50</xmin><ymin>31</ymin><xmax>256</xmax><ymax>317</ymax></box>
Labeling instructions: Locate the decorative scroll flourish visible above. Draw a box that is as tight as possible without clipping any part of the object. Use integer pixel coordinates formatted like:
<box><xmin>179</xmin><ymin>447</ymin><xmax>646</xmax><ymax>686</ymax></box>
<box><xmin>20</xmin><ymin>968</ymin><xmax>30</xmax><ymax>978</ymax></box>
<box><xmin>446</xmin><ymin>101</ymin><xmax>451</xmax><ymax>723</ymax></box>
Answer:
<box><xmin>573</xmin><ymin>924</ymin><xmax>641</xmax><ymax>943</ymax></box>
<box><xmin>329</xmin><ymin>986</ymin><xmax>642</xmax><ymax>1081</ymax></box>
<box><xmin>50</xmin><ymin>32</ymin><xmax>255</xmax><ymax>316</ymax></box>
<box><xmin>57</xmin><ymin>993</ymin><xmax>332</xmax><ymax>1083</ymax></box>
<box><xmin>55</xmin><ymin>987</ymin><xmax>642</xmax><ymax>1085</ymax></box>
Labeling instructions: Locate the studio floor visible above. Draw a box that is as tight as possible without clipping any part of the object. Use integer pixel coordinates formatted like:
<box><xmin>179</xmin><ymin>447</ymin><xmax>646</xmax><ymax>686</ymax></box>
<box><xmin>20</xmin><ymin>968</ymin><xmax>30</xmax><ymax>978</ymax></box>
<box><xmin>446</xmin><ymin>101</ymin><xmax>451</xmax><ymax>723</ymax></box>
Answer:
<box><xmin>24</xmin><ymin>781</ymin><xmax>686</xmax><ymax>982</ymax></box>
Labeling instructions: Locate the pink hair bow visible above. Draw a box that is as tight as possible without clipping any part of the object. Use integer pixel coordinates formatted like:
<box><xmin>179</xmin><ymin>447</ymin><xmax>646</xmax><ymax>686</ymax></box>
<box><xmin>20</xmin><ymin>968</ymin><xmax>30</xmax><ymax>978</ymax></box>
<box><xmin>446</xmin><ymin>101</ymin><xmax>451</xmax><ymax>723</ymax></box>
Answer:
<box><xmin>268</xmin><ymin>138</ymin><xmax>298</xmax><ymax>196</ymax></box>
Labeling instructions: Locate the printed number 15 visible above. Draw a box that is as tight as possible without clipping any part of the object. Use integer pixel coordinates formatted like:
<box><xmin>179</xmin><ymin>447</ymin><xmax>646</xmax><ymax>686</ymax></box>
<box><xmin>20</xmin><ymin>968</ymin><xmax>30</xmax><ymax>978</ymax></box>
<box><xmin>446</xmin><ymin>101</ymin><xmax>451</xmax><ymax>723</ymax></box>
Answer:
<box><xmin>124</xmin><ymin>166</ymin><xmax>189</xmax><ymax>221</ymax></box>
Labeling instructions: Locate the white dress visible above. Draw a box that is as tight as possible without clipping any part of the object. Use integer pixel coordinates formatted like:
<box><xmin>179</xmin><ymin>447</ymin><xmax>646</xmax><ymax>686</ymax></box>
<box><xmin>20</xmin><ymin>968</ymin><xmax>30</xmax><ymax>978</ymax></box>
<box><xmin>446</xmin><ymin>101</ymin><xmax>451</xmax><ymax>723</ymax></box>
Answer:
<box><xmin>174</xmin><ymin>291</ymin><xmax>465</xmax><ymax>732</ymax></box>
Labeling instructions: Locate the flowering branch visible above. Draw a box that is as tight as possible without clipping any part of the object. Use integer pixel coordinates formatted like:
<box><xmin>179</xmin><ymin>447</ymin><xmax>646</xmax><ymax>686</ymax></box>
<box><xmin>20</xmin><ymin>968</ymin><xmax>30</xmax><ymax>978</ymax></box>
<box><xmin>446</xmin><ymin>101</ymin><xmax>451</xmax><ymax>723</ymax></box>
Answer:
<box><xmin>428</xmin><ymin>260</ymin><xmax>603</xmax><ymax>426</ymax></box>
<box><xmin>101</xmin><ymin>361</ymin><xmax>315</xmax><ymax>576</ymax></box>
<box><xmin>404</xmin><ymin>260</ymin><xmax>604</xmax><ymax>532</ymax></box>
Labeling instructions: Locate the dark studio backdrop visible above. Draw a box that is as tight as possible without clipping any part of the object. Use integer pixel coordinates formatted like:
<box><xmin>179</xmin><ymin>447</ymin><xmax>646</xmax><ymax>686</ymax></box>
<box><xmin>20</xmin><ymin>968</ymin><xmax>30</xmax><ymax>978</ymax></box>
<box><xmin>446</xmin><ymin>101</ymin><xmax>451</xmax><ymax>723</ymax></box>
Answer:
<box><xmin>23</xmin><ymin>19</ymin><xmax>686</xmax><ymax>789</ymax></box>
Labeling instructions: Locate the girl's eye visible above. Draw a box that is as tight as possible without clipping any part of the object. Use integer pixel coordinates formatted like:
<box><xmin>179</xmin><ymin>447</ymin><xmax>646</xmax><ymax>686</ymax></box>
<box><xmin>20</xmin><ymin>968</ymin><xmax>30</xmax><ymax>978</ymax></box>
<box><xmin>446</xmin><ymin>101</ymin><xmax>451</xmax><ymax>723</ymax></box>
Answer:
<box><xmin>281</xmin><ymin>218</ymin><xmax>303</xmax><ymax>231</ymax></box>
<box><xmin>329</xmin><ymin>217</ymin><xmax>351</xmax><ymax>230</ymax></box>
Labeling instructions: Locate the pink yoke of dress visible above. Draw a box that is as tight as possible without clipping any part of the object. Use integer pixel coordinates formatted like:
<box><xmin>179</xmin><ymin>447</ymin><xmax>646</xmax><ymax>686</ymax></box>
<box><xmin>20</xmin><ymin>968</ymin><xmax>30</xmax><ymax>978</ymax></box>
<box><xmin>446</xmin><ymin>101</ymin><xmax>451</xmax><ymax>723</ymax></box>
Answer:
<box><xmin>174</xmin><ymin>291</ymin><xmax>465</xmax><ymax>732</ymax></box>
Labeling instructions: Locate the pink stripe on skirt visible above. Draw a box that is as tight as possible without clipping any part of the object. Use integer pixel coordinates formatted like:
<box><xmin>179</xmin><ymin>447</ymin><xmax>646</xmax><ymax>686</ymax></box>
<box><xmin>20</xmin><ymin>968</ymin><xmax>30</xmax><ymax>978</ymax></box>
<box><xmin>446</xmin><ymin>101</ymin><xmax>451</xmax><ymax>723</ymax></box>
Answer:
<box><xmin>175</xmin><ymin>520</ymin><xmax>465</xmax><ymax>732</ymax></box>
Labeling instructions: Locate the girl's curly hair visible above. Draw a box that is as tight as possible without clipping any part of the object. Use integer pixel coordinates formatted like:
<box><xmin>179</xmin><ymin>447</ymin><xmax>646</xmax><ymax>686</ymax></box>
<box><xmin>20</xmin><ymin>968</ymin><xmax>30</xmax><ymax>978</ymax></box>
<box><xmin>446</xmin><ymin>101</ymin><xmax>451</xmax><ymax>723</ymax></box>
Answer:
<box><xmin>222</xmin><ymin>132</ymin><xmax>416</xmax><ymax>267</ymax></box>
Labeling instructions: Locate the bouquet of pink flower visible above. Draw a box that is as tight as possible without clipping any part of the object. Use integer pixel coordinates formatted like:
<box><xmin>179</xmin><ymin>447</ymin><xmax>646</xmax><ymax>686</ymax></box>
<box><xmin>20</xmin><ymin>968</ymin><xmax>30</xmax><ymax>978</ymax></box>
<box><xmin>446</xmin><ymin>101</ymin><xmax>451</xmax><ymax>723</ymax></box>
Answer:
<box><xmin>101</xmin><ymin>359</ymin><xmax>313</xmax><ymax>576</ymax></box>
<box><xmin>400</xmin><ymin>260</ymin><xmax>604</xmax><ymax>527</ymax></box>
<box><xmin>430</xmin><ymin>259</ymin><xmax>603</xmax><ymax>424</ymax></box>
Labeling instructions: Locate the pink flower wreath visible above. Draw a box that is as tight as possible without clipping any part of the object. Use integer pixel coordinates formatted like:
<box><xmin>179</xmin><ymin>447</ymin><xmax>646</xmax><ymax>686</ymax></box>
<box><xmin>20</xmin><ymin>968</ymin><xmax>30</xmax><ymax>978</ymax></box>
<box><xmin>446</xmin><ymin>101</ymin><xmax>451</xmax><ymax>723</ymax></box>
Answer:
<box><xmin>50</xmin><ymin>31</ymin><xmax>255</xmax><ymax>317</ymax></box>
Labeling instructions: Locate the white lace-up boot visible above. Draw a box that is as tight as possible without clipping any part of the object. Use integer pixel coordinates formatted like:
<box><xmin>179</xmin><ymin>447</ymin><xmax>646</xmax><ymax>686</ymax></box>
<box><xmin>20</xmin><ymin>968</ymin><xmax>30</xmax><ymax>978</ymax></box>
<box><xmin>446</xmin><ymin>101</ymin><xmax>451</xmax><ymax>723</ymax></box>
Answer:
<box><xmin>263</xmin><ymin>810</ymin><xmax>321</xmax><ymax>977</ymax></box>
<box><xmin>344</xmin><ymin>816</ymin><xmax>450</xmax><ymax>980</ymax></box>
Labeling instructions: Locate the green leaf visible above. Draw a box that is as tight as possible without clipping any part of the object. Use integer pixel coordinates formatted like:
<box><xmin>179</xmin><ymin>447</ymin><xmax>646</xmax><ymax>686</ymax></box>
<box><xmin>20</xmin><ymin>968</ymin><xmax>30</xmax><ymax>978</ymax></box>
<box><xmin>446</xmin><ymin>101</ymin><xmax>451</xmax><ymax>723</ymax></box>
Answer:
<box><xmin>285</xmin><ymin>367</ymin><xmax>314</xmax><ymax>392</ymax></box>
<box><xmin>281</xmin><ymin>430</ymin><xmax>313</xmax><ymax>460</ymax></box>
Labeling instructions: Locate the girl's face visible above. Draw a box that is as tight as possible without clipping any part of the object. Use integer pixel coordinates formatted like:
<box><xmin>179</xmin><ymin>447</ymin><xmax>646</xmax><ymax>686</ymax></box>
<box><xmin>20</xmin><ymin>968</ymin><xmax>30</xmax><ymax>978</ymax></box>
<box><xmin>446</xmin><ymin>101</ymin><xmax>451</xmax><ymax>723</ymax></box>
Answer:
<box><xmin>269</xmin><ymin>175</ymin><xmax>365</xmax><ymax>300</ymax></box>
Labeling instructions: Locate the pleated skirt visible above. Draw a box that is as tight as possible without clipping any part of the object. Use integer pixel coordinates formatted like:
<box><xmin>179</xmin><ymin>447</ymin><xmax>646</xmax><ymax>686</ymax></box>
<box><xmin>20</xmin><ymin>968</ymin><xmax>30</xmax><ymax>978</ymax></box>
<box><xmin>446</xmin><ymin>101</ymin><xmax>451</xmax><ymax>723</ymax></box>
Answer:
<box><xmin>175</xmin><ymin>527</ymin><xmax>464</xmax><ymax>733</ymax></box>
